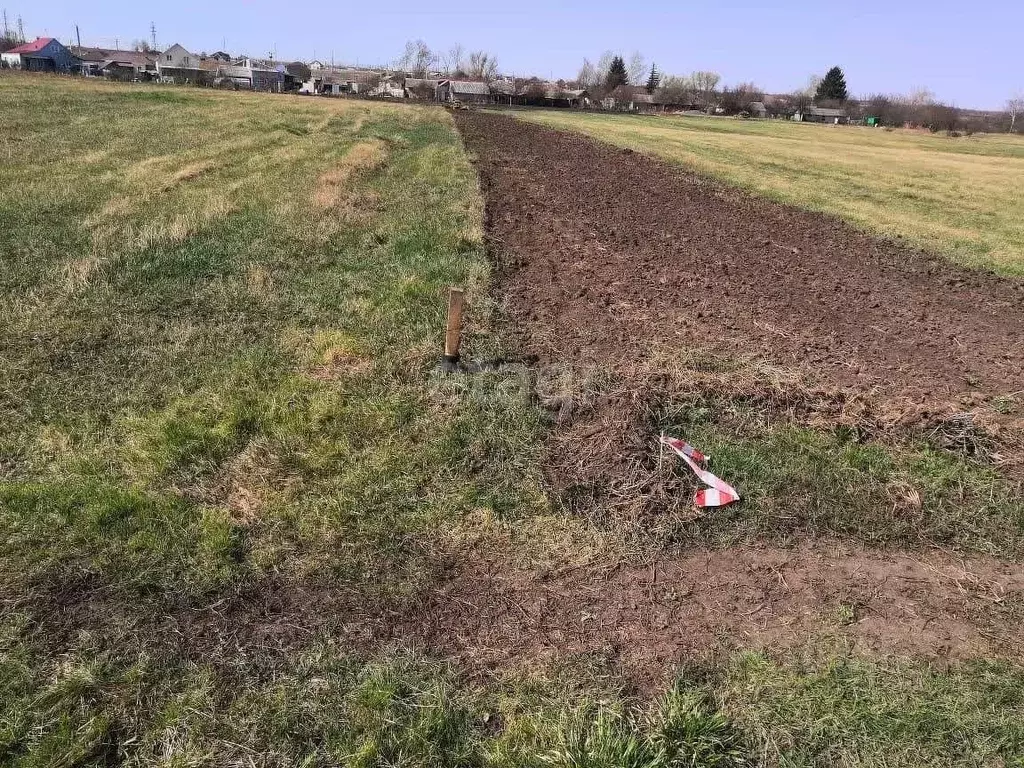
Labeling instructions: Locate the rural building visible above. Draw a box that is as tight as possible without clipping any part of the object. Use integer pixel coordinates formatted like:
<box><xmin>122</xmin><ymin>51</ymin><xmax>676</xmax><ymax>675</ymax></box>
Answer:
<box><xmin>599</xmin><ymin>85</ymin><xmax>664</xmax><ymax>111</ymax></box>
<box><xmin>215</xmin><ymin>63</ymin><xmax>285</xmax><ymax>91</ymax></box>
<box><xmin>1</xmin><ymin>38</ymin><xmax>80</xmax><ymax>73</ymax></box>
<box><xmin>370</xmin><ymin>77</ymin><xmax>405</xmax><ymax>98</ymax></box>
<box><xmin>405</xmin><ymin>77</ymin><xmax>441</xmax><ymax>99</ymax></box>
<box><xmin>157</xmin><ymin>43</ymin><xmax>205</xmax><ymax>84</ymax></box>
<box><xmin>513</xmin><ymin>82</ymin><xmax>589</xmax><ymax>108</ymax></box>
<box><xmin>207</xmin><ymin>51</ymin><xmax>232</xmax><ymax>63</ymax></box>
<box><xmin>649</xmin><ymin>93</ymin><xmax>699</xmax><ymax>112</ymax></box>
<box><xmin>437</xmin><ymin>80</ymin><xmax>492</xmax><ymax>105</ymax></box>
<box><xmin>332</xmin><ymin>68</ymin><xmax>381</xmax><ymax>93</ymax></box>
<box><xmin>299</xmin><ymin>68</ymin><xmax>381</xmax><ymax>95</ymax></box>
<box><xmin>489</xmin><ymin>79</ymin><xmax>516</xmax><ymax>104</ymax></box>
<box><xmin>794</xmin><ymin>106</ymin><xmax>849</xmax><ymax>124</ymax></box>
<box><xmin>72</xmin><ymin>47</ymin><xmax>158</xmax><ymax>80</ymax></box>
<box><xmin>749</xmin><ymin>101</ymin><xmax>768</xmax><ymax>118</ymax></box>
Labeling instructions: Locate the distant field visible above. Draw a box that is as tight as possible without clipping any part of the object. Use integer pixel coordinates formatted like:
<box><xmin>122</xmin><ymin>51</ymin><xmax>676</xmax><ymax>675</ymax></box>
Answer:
<box><xmin>517</xmin><ymin>110</ymin><xmax>1024</xmax><ymax>275</ymax></box>
<box><xmin>2</xmin><ymin>75</ymin><xmax>1023</xmax><ymax>766</ymax></box>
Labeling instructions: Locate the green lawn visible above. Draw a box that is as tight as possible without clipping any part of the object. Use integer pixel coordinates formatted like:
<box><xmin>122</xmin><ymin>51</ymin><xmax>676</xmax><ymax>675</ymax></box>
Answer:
<box><xmin>1</xmin><ymin>74</ymin><xmax>1023</xmax><ymax>767</ymax></box>
<box><xmin>516</xmin><ymin>109</ymin><xmax>1024</xmax><ymax>275</ymax></box>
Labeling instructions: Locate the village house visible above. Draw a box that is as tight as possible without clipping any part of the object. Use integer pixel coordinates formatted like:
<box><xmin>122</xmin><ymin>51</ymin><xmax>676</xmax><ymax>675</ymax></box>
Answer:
<box><xmin>216</xmin><ymin>63</ymin><xmax>285</xmax><ymax>91</ymax></box>
<box><xmin>601</xmin><ymin>85</ymin><xmax>654</xmax><ymax>111</ymax></box>
<box><xmin>72</xmin><ymin>46</ymin><xmax>158</xmax><ymax>81</ymax></box>
<box><xmin>514</xmin><ymin>82</ymin><xmax>589</xmax><ymax>108</ymax></box>
<box><xmin>437</xmin><ymin>80</ymin><xmax>492</xmax><ymax>105</ymax></box>
<box><xmin>489</xmin><ymin>80</ymin><xmax>515</xmax><ymax>104</ymax></box>
<box><xmin>404</xmin><ymin>77</ymin><xmax>441</xmax><ymax>99</ymax></box>
<box><xmin>157</xmin><ymin>43</ymin><xmax>205</xmax><ymax>84</ymax></box>
<box><xmin>793</xmin><ymin>105</ymin><xmax>849</xmax><ymax>124</ymax></box>
<box><xmin>300</xmin><ymin>67</ymin><xmax>382</xmax><ymax>95</ymax></box>
<box><xmin>1</xmin><ymin>38</ymin><xmax>80</xmax><ymax>72</ymax></box>
<box><xmin>370</xmin><ymin>75</ymin><xmax>405</xmax><ymax>98</ymax></box>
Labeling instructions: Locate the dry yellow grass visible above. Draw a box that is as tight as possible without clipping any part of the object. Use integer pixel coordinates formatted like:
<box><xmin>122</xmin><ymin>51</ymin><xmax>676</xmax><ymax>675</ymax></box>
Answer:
<box><xmin>519</xmin><ymin>110</ymin><xmax>1024</xmax><ymax>275</ymax></box>
<box><xmin>311</xmin><ymin>139</ymin><xmax>389</xmax><ymax>208</ymax></box>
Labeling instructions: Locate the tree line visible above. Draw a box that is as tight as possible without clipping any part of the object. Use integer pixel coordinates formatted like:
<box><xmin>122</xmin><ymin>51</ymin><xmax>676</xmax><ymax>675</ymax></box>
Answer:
<box><xmin>571</xmin><ymin>54</ymin><xmax>1021</xmax><ymax>132</ymax></box>
<box><xmin>395</xmin><ymin>39</ymin><xmax>498</xmax><ymax>81</ymax></box>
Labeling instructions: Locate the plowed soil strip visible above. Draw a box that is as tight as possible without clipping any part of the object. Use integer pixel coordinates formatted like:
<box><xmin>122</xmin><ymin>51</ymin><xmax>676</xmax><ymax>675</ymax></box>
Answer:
<box><xmin>455</xmin><ymin>111</ymin><xmax>1024</xmax><ymax>405</ymax></box>
<box><xmin>434</xmin><ymin>111</ymin><xmax>1024</xmax><ymax>674</ymax></box>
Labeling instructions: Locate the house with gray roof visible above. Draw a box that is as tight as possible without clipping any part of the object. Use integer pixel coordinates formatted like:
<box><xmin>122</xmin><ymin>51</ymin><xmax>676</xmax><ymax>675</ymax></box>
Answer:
<box><xmin>794</xmin><ymin>105</ymin><xmax>849</xmax><ymax>124</ymax></box>
<box><xmin>437</xmin><ymin>80</ymin><xmax>492</xmax><ymax>104</ymax></box>
<box><xmin>156</xmin><ymin>43</ymin><xmax>206</xmax><ymax>84</ymax></box>
<box><xmin>72</xmin><ymin>46</ymin><xmax>157</xmax><ymax>80</ymax></box>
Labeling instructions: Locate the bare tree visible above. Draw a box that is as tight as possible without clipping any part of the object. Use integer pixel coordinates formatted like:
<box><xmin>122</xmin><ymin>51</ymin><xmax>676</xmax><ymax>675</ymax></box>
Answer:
<box><xmin>132</xmin><ymin>39</ymin><xmax>153</xmax><ymax>52</ymax></box>
<box><xmin>627</xmin><ymin>51</ymin><xmax>646</xmax><ymax>86</ymax></box>
<box><xmin>720</xmin><ymin>82</ymin><xmax>764</xmax><ymax>114</ymax></box>
<box><xmin>442</xmin><ymin>44</ymin><xmax>464</xmax><ymax>76</ymax></box>
<box><xmin>467</xmin><ymin>50</ymin><xmax>498</xmax><ymax>81</ymax></box>
<box><xmin>689</xmin><ymin>70</ymin><xmax>721</xmax><ymax>109</ymax></box>
<box><xmin>596</xmin><ymin>51</ymin><xmax>615</xmax><ymax>81</ymax></box>
<box><xmin>576</xmin><ymin>58</ymin><xmax>599</xmax><ymax>89</ymax></box>
<box><xmin>654</xmin><ymin>75</ymin><xmax>694</xmax><ymax>107</ymax></box>
<box><xmin>1006</xmin><ymin>93</ymin><xmax>1023</xmax><ymax>133</ymax></box>
<box><xmin>398</xmin><ymin>39</ymin><xmax>435</xmax><ymax>77</ymax></box>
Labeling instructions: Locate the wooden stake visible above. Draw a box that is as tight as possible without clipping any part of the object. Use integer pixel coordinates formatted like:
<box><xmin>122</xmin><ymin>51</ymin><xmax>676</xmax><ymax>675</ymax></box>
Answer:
<box><xmin>444</xmin><ymin>287</ymin><xmax>465</xmax><ymax>361</ymax></box>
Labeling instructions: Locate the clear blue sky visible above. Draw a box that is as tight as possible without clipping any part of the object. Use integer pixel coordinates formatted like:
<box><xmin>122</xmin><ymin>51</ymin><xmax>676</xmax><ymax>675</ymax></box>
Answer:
<box><xmin>11</xmin><ymin>0</ymin><xmax>1022</xmax><ymax>109</ymax></box>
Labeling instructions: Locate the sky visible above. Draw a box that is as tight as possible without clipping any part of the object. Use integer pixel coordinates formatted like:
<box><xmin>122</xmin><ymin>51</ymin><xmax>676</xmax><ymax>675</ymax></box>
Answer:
<box><xmin>8</xmin><ymin>0</ymin><xmax>1023</xmax><ymax>109</ymax></box>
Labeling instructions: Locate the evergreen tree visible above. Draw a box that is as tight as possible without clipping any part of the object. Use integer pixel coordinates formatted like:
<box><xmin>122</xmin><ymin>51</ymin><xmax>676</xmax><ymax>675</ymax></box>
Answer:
<box><xmin>605</xmin><ymin>56</ymin><xmax>628</xmax><ymax>90</ymax></box>
<box><xmin>645</xmin><ymin>63</ymin><xmax>660</xmax><ymax>94</ymax></box>
<box><xmin>815</xmin><ymin>66</ymin><xmax>848</xmax><ymax>102</ymax></box>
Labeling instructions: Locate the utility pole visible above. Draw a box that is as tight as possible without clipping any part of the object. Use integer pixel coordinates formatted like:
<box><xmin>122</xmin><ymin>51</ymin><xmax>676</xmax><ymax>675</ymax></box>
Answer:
<box><xmin>16</xmin><ymin>14</ymin><xmax>24</xmax><ymax>42</ymax></box>
<box><xmin>150</xmin><ymin>21</ymin><xmax>156</xmax><ymax>50</ymax></box>
<box><xmin>75</xmin><ymin>24</ymin><xmax>80</xmax><ymax>47</ymax></box>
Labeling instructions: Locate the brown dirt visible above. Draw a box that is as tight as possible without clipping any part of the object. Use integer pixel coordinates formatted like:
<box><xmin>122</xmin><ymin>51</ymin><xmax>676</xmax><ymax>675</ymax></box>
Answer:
<box><xmin>454</xmin><ymin>111</ymin><xmax>1024</xmax><ymax>407</ymax></box>
<box><xmin>396</xmin><ymin>541</ymin><xmax>1024</xmax><ymax>686</ymax></box>
<box><xmin>19</xmin><ymin>538</ymin><xmax>1022</xmax><ymax>691</ymax></box>
<box><xmin>64</xmin><ymin>541</ymin><xmax>1024</xmax><ymax>690</ymax></box>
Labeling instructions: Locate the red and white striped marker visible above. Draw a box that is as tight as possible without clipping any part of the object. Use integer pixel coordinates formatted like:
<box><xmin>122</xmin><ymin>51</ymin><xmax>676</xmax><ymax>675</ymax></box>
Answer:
<box><xmin>661</xmin><ymin>435</ymin><xmax>740</xmax><ymax>508</ymax></box>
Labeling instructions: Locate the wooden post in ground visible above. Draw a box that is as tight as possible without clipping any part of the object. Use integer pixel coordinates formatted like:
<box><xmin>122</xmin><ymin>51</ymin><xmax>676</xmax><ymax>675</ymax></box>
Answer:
<box><xmin>444</xmin><ymin>287</ymin><xmax>465</xmax><ymax>365</ymax></box>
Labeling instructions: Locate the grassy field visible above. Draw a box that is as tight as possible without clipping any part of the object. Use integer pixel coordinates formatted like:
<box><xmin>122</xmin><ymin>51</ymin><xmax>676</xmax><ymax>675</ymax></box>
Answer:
<box><xmin>2</xmin><ymin>74</ymin><xmax>1024</xmax><ymax>766</ymax></box>
<box><xmin>517</xmin><ymin>110</ymin><xmax>1024</xmax><ymax>275</ymax></box>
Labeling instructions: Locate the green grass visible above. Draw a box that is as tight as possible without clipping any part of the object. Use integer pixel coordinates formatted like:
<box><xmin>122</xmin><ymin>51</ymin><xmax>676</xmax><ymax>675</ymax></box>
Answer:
<box><xmin>2</xmin><ymin>74</ymin><xmax>1024</xmax><ymax>766</ymax></box>
<box><xmin>514</xmin><ymin>109</ymin><xmax>1024</xmax><ymax>275</ymax></box>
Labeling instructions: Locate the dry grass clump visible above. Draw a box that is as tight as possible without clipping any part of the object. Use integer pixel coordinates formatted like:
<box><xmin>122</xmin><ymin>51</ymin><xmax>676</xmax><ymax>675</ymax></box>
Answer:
<box><xmin>312</xmin><ymin>139</ymin><xmax>389</xmax><ymax>209</ymax></box>
<box><xmin>205</xmin><ymin>439</ymin><xmax>297</xmax><ymax>525</ymax></box>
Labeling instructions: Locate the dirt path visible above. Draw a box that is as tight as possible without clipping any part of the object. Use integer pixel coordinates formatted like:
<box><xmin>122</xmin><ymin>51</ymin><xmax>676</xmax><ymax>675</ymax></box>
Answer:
<box><xmin>455</xmin><ymin>111</ymin><xmax>1024</xmax><ymax>406</ymax></box>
